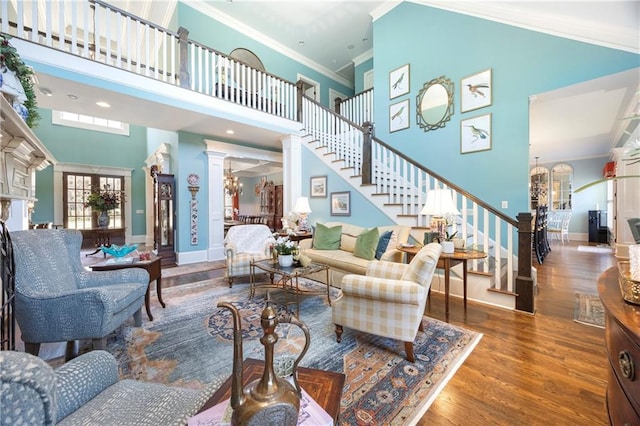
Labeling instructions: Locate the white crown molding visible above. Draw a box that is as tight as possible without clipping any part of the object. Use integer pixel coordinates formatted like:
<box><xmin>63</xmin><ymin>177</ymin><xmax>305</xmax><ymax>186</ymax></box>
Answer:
<box><xmin>410</xmin><ymin>0</ymin><xmax>639</xmax><ymax>54</ymax></box>
<box><xmin>188</xmin><ymin>0</ymin><xmax>354</xmax><ymax>89</ymax></box>
<box><xmin>352</xmin><ymin>49</ymin><xmax>373</xmax><ymax>67</ymax></box>
<box><xmin>371</xmin><ymin>1</ymin><xmax>404</xmax><ymax>22</ymax></box>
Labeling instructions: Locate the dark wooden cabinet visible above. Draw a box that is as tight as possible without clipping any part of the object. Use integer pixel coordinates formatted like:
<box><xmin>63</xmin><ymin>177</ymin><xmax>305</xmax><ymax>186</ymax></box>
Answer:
<box><xmin>153</xmin><ymin>173</ymin><xmax>176</xmax><ymax>267</ymax></box>
<box><xmin>259</xmin><ymin>183</ymin><xmax>283</xmax><ymax>231</ymax></box>
<box><xmin>598</xmin><ymin>267</ymin><xmax>640</xmax><ymax>425</ymax></box>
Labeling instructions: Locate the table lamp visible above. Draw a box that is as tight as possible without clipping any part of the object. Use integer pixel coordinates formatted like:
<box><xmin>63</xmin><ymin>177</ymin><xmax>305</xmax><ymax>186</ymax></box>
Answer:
<box><xmin>420</xmin><ymin>189</ymin><xmax>460</xmax><ymax>242</ymax></box>
<box><xmin>293</xmin><ymin>196</ymin><xmax>312</xmax><ymax>232</ymax></box>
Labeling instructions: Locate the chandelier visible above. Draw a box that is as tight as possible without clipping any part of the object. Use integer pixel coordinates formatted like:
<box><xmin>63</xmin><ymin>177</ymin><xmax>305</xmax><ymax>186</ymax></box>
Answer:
<box><xmin>530</xmin><ymin>157</ymin><xmax>547</xmax><ymax>200</ymax></box>
<box><xmin>224</xmin><ymin>162</ymin><xmax>243</xmax><ymax>196</ymax></box>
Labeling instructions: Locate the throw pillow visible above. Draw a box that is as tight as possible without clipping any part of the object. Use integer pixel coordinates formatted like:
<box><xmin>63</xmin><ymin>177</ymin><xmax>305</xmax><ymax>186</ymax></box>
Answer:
<box><xmin>313</xmin><ymin>223</ymin><xmax>342</xmax><ymax>250</ymax></box>
<box><xmin>354</xmin><ymin>227</ymin><xmax>380</xmax><ymax>260</ymax></box>
<box><xmin>375</xmin><ymin>230</ymin><xmax>394</xmax><ymax>260</ymax></box>
<box><xmin>385</xmin><ymin>230</ymin><xmax>399</xmax><ymax>254</ymax></box>
<box><xmin>341</xmin><ymin>233</ymin><xmax>358</xmax><ymax>252</ymax></box>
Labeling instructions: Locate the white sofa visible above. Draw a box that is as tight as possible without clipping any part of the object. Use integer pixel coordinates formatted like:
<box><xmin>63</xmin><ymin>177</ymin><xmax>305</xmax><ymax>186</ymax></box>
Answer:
<box><xmin>298</xmin><ymin>221</ymin><xmax>410</xmax><ymax>288</ymax></box>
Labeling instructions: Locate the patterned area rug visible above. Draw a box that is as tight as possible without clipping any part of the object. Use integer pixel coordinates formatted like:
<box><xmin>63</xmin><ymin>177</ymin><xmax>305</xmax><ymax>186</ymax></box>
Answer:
<box><xmin>574</xmin><ymin>293</ymin><xmax>605</xmax><ymax>328</ymax></box>
<box><xmin>108</xmin><ymin>278</ymin><xmax>482</xmax><ymax>425</ymax></box>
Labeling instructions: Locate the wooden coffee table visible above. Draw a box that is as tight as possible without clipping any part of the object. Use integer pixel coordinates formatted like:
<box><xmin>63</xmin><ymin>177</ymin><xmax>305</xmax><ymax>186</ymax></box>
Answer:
<box><xmin>89</xmin><ymin>255</ymin><xmax>164</xmax><ymax>321</ymax></box>
<box><xmin>198</xmin><ymin>358</ymin><xmax>345</xmax><ymax>423</ymax></box>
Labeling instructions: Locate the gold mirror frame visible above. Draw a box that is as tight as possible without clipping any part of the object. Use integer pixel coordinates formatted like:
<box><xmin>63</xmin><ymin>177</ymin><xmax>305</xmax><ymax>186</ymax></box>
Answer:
<box><xmin>416</xmin><ymin>76</ymin><xmax>454</xmax><ymax>132</ymax></box>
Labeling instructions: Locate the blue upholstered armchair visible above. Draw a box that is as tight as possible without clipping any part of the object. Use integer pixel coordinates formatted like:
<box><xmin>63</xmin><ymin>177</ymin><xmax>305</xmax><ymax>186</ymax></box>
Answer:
<box><xmin>10</xmin><ymin>229</ymin><xmax>148</xmax><ymax>358</ymax></box>
<box><xmin>0</xmin><ymin>350</ymin><xmax>215</xmax><ymax>425</ymax></box>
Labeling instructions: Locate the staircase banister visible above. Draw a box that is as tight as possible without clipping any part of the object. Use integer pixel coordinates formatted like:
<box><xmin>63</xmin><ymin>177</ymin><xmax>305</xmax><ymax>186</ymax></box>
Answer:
<box><xmin>186</xmin><ymin>37</ymin><xmax>296</xmax><ymax>87</ymax></box>
<box><xmin>336</xmin><ymin>88</ymin><xmax>374</xmax><ymax>105</ymax></box>
<box><xmin>371</xmin><ymin>135</ymin><xmax>517</xmax><ymax>227</ymax></box>
<box><xmin>301</xmin><ymin>94</ymin><xmax>365</xmax><ymax>130</ymax></box>
<box><xmin>91</xmin><ymin>0</ymin><xmax>179</xmax><ymax>36</ymax></box>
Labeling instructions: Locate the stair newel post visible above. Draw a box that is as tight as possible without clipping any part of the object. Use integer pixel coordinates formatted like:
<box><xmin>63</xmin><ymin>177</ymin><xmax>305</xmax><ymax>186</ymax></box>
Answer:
<box><xmin>362</xmin><ymin>121</ymin><xmax>374</xmax><ymax>185</ymax></box>
<box><xmin>177</xmin><ymin>27</ymin><xmax>190</xmax><ymax>89</ymax></box>
<box><xmin>515</xmin><ymin>212</ymin><xmax>535</xmax><ymax>313</ymax></box>
<box><xmin>295</xmin><ymin>80</ymin><xmax>304</xmax><ymax>123</ymax></box>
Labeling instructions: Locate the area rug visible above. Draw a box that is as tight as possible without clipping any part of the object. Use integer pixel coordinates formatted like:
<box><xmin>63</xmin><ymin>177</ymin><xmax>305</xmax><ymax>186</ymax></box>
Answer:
<box><xmin>574</xmin><ymin>293</ymin><xmax>605</xmax><ymax>328</ymax></box>
<box><xmin>577</xmin><ymin>245</ymin><xmax>614</xmax><ymax>254</ymax></box>
<box><xmin>108</xmin><ymin>278</ymin><xmax>482</xmax><ymax>425</ymax></box>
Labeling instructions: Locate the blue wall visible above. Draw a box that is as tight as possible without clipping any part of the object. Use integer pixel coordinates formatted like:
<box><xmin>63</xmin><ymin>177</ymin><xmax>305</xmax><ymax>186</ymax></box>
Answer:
<box><xmin>372</xmin><ymin>3</ymin><xmax>639</xmax><ymax>218</ymax></box>
<box><xmin>32</xmin><ymin>109</ymin><xmax>148</xmax><ymax>235</ymax></box>
<box><xmin>354</xmin><ymin>57</ymin><xmax>373</xmax><ymax>93</ymax></box>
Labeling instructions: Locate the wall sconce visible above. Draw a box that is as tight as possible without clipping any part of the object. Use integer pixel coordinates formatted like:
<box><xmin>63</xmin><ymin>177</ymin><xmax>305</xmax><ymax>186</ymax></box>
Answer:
<box><xmin>187</xmin><ymin>173</ymin><xmax>200</xmax><ymax>200</ymax></box>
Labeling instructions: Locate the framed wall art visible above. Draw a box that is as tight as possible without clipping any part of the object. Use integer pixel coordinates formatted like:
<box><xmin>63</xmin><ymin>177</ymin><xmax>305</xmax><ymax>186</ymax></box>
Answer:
<box><xmin>330</xmin><ymin>191</ymin><xmax>351</xmax><ymax>216</ymax></box>
<box><xmin>389</xmin><ymin>99</ymin><xmax>410</xmax><ymax>132</ymax></box>
<box><xmin>310</xmin><ymin>175</ymin><xmax>327</xmax><ymax>198</ymax></box>
<box><xmin>461</xmin><ymin>113</ymin><xmax>492</xmax><ymax>154</ymax></box>
<box><xmin>389</xmin><ymin>64</ymin><xmax>410</xmax><ymax>99</ymax></box>
<box><xmin>461</xmin><ymin>68</ymin><xmax>492</xmax><ymax>113</ymax></box>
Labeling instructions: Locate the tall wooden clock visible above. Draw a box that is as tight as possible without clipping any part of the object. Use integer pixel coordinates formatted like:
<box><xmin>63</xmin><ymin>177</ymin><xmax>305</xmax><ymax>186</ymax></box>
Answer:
<box><xmin>152</xmin><ymin>171</ymin><xmax>176</xmax><ymax>266</ymax></box>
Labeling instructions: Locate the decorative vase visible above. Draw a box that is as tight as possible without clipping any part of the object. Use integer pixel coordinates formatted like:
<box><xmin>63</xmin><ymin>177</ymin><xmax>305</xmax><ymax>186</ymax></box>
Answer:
<box><xmin>278</xmin><ymin>254</ymin><xmax>293</xmax><ymax>267</ymax></box>
<box><xmin>97</xmin><ymin>211</ymin><xmax>110</xmax><ymax>228</ymax></box>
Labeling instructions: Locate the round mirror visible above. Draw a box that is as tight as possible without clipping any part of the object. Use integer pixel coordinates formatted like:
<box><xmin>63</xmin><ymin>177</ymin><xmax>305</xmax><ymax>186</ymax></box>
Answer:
<box><xmin>416</xmin><ymin>76</ymin><xmax>454</xmax><ymax>132</ymax></box>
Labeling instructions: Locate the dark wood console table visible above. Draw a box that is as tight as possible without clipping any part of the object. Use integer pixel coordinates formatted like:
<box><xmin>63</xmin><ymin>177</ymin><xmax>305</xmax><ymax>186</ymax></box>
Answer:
<box><xmin>598</xmin><ymin>266</ymin><xmax>640</xmax><ymax>424</ymax></box>
<box><xmin>80</xmin><ymin>228</ymin><xmax>125</xmax><ymax>256</ymax></box>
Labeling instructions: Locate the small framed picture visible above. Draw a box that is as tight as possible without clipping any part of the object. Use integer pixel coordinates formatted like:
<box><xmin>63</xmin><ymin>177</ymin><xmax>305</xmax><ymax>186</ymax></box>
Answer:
<box><xmin>461</xmin><ymin>113</ymin><xmax>492</xmax><ymax>154</ymax></box>
<box><xmin>461</xmin><ymin>68</ymin><xmax>492</xmax><ymax>113</ymax></box>
<box><xmin>389</xmin><ymin>99</ymin><xmax>410</xmax><ymax>132</ymax></box>
<box><xmin>310</xmin><ymin>175</ymin><xmax>327</xmax><ymax>198</ymax></box>
<box><xmin>389</xmin><ymin>64</ymin><xmax>410</xmax><ymax>99</ymax></box>
<box><xmin>330</xmin><ymin>191</ymin><xmax>351</xmax><ymax>216</ymax></box>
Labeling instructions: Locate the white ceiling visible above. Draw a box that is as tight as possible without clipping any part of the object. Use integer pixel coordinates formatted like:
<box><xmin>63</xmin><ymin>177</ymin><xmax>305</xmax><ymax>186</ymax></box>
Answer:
<box><xmin>28</xmin><ymin>1</ymin><xmax>640</xmax><ymax>174</ymax></box>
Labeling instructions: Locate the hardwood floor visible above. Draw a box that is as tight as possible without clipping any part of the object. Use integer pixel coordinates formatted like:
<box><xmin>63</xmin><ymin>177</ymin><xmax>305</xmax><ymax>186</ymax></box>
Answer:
<box><xmin>419</xmin><ymin>241</ymin><xmax>616</xmax><ymax>425</ymax></box>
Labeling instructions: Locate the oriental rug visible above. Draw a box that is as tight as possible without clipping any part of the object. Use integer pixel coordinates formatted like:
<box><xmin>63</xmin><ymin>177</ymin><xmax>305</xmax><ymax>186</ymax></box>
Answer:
<box><xmin>107</xmin><ymin>278</ymin><xmax>482</xmax><ymax>425</ymax></box>
<box><xmin>574</xmin><ymin>293</ymin><xmax>605</xmax><ymax>328</ymax></box>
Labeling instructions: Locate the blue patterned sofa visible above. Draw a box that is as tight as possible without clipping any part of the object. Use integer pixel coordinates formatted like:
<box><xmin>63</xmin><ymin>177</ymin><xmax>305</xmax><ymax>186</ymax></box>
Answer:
<box><xmin>0</xmin><ymin>350</ymin><xmax>216</xmax><ymax>425</ymax></box>
<box><xmin>11</xmin><ymin>229</ymin><xmax>148</xmax><ymax>357</ymax></box>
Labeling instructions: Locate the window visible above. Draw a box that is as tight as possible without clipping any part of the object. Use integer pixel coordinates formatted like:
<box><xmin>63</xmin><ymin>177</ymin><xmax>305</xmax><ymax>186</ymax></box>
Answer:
<box><xmin>63</xmin><ymin>173</ymin><xmax>125</xmax><ymax>229</ymax></box>
<box><xmin>551</xmin><ymin>163</ymin><xmax>573</xmax><ymax>210</ymax></box>
<box><xmin>52</xmin><ymin>110</ymin><xmax>130</xmax><ymax>136</ymax></box>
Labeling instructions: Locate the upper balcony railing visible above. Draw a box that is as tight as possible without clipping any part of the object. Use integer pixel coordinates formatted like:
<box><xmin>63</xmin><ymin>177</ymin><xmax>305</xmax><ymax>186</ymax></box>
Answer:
<box><xmin>0</xmin><ymin>0</ymin><xmax>297</xmax><ymax>120</ymax></box>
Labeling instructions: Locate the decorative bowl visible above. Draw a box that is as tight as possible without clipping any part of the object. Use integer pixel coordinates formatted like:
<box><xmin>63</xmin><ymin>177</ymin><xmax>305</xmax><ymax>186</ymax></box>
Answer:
<box><xmin>618</xmin><ymin>261</ymin><xmax>640</xmax><ymax>305</ymax></box>
<box><xmin>101</xmin><ymin>244</ymin><xmax>138</xmax><ymax>259</ymax></box>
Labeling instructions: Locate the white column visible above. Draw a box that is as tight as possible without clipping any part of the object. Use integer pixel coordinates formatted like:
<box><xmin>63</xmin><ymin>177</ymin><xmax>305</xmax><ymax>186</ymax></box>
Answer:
<box><xmin>281</xmin><ymin>134</ymin><xmax>303</xmax><ymax>213</ymax></box>
<box><xmin>207</xmin><ymin>150</ymin><xmax>226</xmax><ymax>261</ymax></box>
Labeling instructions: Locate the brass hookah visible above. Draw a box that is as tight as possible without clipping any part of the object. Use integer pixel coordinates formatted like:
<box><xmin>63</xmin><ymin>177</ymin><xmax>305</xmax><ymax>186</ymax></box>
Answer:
<box><xmin>217</xmin><ymin>294</ymin><xmax>310</xmax><ymax>426</ymax></box>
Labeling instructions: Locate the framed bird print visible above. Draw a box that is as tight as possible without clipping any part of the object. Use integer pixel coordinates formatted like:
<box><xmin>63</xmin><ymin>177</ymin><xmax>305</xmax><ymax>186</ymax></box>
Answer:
<box><xmin>461</xmin><ymin>113</ymin><xmax>491</xmax><ymax>154</ymax></box>
<box><xmin>461</xmin><ymin>68</ymin><xmax>492</xmax><ymax>113</ymax></box>
<box><xmin>389</xmin><ymin>64</ymin><xmax>410</xmax><ymax>99</ymax></box>
<box><xmin>389</xmin><ymin>99</ymin><xmax>410</xmax><ymax>132</ymax></box>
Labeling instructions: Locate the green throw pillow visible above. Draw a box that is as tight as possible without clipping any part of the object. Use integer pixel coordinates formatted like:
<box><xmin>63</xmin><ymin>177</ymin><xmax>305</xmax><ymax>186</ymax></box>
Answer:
<box><xmin>313</xmin><ymin>223</ymin><xmax>342</xmax><ymax>250</ymax></box>
<box><xmin>354</xmin><ymin>227</ymin><xmax>379</xmax><ymax>260</ymax></box>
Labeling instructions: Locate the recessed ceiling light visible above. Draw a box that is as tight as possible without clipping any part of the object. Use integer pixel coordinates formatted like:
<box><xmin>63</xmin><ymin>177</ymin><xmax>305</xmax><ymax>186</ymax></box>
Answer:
<box><xmin>96</xmin><ymin>101</ymin><xmax>111</xmax><ymax>108</ymax></box>
<box><xmin>39</xmin><ymin>87</ymin><xmax>53</xmax><ymax>96</ymax></box>
<box><xmin>362</xmin><ymin>37</ymin><xmax>369</xmax><ymax>43</ymax></box>
<box><xmin>226</xmin><ymin>129</ymin><xmax>235</xmax><ymax>135</ymax></box>
<box><xmin>67</xmin><ymin>94</ymin><xmax>78</xmax><ymax>100</ymax></box>
<box><xmin>347</xmin><ymin>44</ymin><xmax>355</xmax><ymax>50</ymax></box>
<box><xmin>298</xmin><ymin>41</ymin><xmax>305</xmax><ymax>46</ymax></box>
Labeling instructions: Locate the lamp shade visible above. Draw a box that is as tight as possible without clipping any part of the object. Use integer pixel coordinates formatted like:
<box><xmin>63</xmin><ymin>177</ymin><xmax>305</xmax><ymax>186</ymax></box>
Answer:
<box><xmin>293</xmin><ymin>196</ymin><xmax>312</xmax><ymax>214</ymax></box>
<box><xmin>420</xmin><ymin>189</ymin><xmax>460</xmax><ymax>217</ymax></box>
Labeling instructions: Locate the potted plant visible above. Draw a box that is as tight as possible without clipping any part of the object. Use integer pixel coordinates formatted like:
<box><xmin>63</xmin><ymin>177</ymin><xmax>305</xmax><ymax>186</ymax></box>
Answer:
<box><xmin>441</xmin><ymin>231</ymin><xmax>456</xmax><ymax>254</ymax></box>
<box><xmin>84</xmin><ymin>186</ymin><xmax>121</xmax><ymax>228</ymax></box>
<box><xmin>272</xmin><ymin>235</ymin><xmax>297</xmax><ymax>267</ymax></box>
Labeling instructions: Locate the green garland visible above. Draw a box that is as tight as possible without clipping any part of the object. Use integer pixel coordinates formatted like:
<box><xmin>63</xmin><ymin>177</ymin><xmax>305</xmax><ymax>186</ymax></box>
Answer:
<box><xmin>0</xmin><ymin>34</ymin><xmax>40</xmax><ymax>128</ymax></box>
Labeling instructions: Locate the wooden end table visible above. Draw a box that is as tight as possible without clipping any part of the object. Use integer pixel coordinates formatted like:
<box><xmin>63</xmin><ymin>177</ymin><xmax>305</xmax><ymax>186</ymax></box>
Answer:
<box><xmin>197</xmin><ymin>358</ymin><xmax>345</xmax><ymax>424</ymax></box>
<box><xmin>89</xmin><ymin>255</ymin><xmax>165</xmax><ymax>321</ymax></box>
<box><xmin>398</xmin><ymin>245</ymin><xmax>487</xmax><ymax>315</ymax></box>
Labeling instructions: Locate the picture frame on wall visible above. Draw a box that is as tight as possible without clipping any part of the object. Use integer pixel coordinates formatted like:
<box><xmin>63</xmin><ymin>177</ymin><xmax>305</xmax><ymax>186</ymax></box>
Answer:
<box><xmin>461</xmin><ymin>68</ymin><xmax>492</xmax><ymax>113</ymax></box>
<box><xmin>310</xmin><ymin>175</ymin><xmax>327</xmax><ymax>198</ymax></box>
<box><xmin>389</xmin><ymin>64</ymin><xmax>410</xmax><ymax>99</ymax></box>
<box><xmin>330</xmin><ymin>191</ymin><xmax>351</xmax><ymax>216</ymax></box>
<box><xmin>461</xmin><ymin>113</ymin><xmax>492</xmax><ymax>154</ymax></box>
<box><xmin>389</xmin><ymin>99</ymin><xmax>410</xmax><ymax>132</ymax></box>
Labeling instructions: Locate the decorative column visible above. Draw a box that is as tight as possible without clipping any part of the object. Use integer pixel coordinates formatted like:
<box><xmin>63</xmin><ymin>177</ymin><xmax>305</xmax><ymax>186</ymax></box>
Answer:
<box><xmin>281</xmin><ymin>134</ymin><xmax>303</xmax><ymax>213</ymax></box>
<box><xmin>206</xmin><ymin>150</ymin><xmax>226</xmax><ymax>260</ymax></box>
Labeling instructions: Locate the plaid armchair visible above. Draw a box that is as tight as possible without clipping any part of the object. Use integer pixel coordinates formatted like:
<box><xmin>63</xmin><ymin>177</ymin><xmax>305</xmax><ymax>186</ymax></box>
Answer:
<box><xmin>224</xmin><ymin>224</ymin><xmax>275</xmax><ymax>287</ymax></box>
<box><xmin>333</xmin><ymin>243</ymin><xmax>442</xmax><ymax>362</ymax></box>
<box><xmin>11</xmin><ymin>229</ymin><xmax>148</xmax><ymax>358</ymax></box>
<box><xmin>0</xmin><ymin>350</ymin><xmax>215</xmax><ymax>425</ymax></box>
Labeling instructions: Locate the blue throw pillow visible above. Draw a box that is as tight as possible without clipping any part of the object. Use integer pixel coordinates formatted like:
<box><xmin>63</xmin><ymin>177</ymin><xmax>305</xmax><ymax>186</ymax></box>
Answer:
<box><xmin>375</xmin><ymin>230</ymin><xmax>393</xmax><ymax>260</ymax></box>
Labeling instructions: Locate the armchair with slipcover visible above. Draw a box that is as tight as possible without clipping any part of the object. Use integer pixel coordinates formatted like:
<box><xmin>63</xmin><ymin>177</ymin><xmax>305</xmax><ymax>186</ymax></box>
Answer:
<box><xmin>224</xmin><ymin>224</ymin><xmax>276</xmax><ymax>287</ymax></box>
<box><xmin>0</xmin><ymin>350</ymin><xmax>215</xmax><ymax>425</ymax></box>
<box><xmin>10</xmin><ymin>229</ymin><xmax>148</xmax><ymax>358</ymax></box>
<box><xmin>333</xmin><ymin>243</ymin><xmax>442</xmax><ymax>362</ymax></box>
